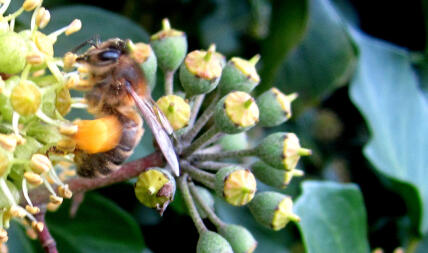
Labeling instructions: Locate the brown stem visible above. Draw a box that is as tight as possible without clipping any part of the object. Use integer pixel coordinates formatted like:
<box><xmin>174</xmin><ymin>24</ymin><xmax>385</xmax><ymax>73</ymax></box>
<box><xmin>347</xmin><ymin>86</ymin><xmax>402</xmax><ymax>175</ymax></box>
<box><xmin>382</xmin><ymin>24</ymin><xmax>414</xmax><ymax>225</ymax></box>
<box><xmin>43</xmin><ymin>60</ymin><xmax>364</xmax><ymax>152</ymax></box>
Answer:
<box><xmin>35</xmin><ymin>212</ymin><xmax>58</xmax><ymax>253</ymax></box>
<box><xmin>26</xmin><ymin>152</ymin><xmax>164</xmax><ymax>206</ymax></box>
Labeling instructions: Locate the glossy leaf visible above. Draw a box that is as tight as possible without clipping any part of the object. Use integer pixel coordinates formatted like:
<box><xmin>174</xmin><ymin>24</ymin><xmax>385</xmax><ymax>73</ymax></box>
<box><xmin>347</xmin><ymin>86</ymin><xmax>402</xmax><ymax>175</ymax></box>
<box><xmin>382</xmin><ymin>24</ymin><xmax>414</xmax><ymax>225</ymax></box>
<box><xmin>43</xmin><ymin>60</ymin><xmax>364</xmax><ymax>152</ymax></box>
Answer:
<box><xmin>294</xmin><ymin>181</ymin><xmax>369</xmax><ymax>253</ymax></box>
<box><xmin>7</xmin><ymin>221</ymin><xmax>41</xmax><ymax>253</ymax></box>
<box><xmin>349</xmin><ymin>30</ymin><xmax>428</xmax><ymax>234</ymax></box>
<box><xmin>258</xmin><ymin>0</ymin><xmax>309</xmax><ymax>93</ymax></box>
<box><xmin>46</xmin><ymin>193</ymin><xmax>145</xmax><ymax>253</ymax></box>
<box><xmin>273</xmin><ymin>0</ymin><xmax>357</xmax><ymax>110</ymax></box>
<box><xmin>47</xmin><ymin>5</ymin><xmax>149</xmax><ymax>55</ymax></box>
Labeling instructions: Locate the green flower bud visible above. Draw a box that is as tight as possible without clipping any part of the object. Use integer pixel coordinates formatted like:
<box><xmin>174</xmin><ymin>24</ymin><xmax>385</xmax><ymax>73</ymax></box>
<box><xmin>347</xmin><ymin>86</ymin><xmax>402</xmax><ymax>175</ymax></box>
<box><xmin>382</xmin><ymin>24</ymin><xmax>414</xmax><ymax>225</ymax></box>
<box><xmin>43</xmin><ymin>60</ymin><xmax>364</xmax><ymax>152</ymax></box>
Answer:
<box><xmin>218</xmin><ymin>55</ymin><xmax>260</xmax><ymax>96</ymax></box>
<box><xmin>197</xmin><ymin>231</ymin><xmax>233</xmax><ymax>253</ymax></box>
<box><xmin>0</xmin><ymin>181</ymin><xmax>20</xmax><ymax>209</ymax></box>
<box><xmin>41</xmin><ymin>87</ymin><xmax>57</xmax><ymax>117</ymax></box>
<box><xmin>151</xmin><ymin>18</ymin><xmax>187</xmax><ymax>72</ymax></box>
<box><xmin>135</xmin><ymin>168</ymin><xmax>176</xmax><ymax>214</ymax></box>
<box><xmin>219</xmin><ymin>224</ymin><xmax>257</xmax><ymax>253</ymax></box>
<box><xmin>248</xmin><ymin>192</ymin><xmax>300</xmax><ymax>231</ymax></box>
<box><xmin>256</xmin><ymin>132</ymin><xmax>311</xmax><ymax>171</ymax></box>
<box><xmin>128</xmin><ymin>41</ymin><xmax>158</xmax><ymax>90</ymax></box>
<box><xmin>215</xmin><ymin>166</ymin><xmax>256</xmax><ymax>206</ymax></box>
<box><xmin>0</xmin><ymin>32</ymin><xmax>28</xmax><ymax>74</ymax></box>
<box><xmin>55</xmin><ymin>86</ymin><xmax>72</xmax><ymax>116</ymax></box>
<box><xmin>251</xmin><ymin>160</ymin><xmax>304</xmax><ymax>189</ymax></box>
<box><xmin>156</xmin><ymin>95</ymin><xmax>191</xmax><ymax>130</ymax></box>
<box><xmin>218</xmin><ymin>133</ymin><xmax>248</xmax><ymax>151</ymax></box>
<box><xmin>256</xmin><ymin>88</ymin><xmax>297</xmax><ymax>127</ymax></box>
<box><xmin>179</xmin><ymin>45</ymin><xmax>223</xmax><ymax>96</ymax></box>
<box><xmin>215</xmin><ymin>91</ymin><xmax>259</xmax><ymax>134</ymax></box>
<box><xmin>10</xmin><ymin>81</ymin><xmax>41</xmax><ymax>116</ymax></box>
<box><xmin>194</xmin><ymin>186</ymin><xmax>214</xmax><ymax>219</ymax></box>
<box><xmin>26</xmin><ymin>121</ymin><xmax>62</xmax><ymax>144</ymax></box>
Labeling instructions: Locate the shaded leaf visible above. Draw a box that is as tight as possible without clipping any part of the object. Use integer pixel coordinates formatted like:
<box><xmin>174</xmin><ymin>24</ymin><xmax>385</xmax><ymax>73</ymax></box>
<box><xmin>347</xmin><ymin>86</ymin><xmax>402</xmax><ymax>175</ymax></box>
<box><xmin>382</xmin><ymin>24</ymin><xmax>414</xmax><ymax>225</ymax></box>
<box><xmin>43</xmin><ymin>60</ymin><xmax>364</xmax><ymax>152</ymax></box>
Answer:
<box><xmin>7</xmin><ymin>221</ymin><xmax>41</xmax><ymax>253</ymax></box>
<box><xmin>274</xmin><ymin>0</ymin><xmax>357</xmax><ymax>111</ymax></box>
<box><xmin>46</xmin><ymin>193</ymin><xmax>145</xmax><ymax>253</ymax></box>
<box><xmin>349</xmin><ymin>30</ymin><xmax>428</xmax><ymax>234</ymax></box>
<box><xmin>294</xmin><ymin>181</ymin><xmax>369</xmax><ymax>253</ymax></box>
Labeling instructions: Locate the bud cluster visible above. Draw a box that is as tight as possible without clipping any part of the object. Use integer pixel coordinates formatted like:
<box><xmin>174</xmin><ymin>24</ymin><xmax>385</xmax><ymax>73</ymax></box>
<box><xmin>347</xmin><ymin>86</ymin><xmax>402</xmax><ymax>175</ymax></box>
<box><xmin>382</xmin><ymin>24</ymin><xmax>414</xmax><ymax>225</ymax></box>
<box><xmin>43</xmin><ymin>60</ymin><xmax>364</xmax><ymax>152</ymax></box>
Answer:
<box><xmin>131</xmin><ymin>18</ymin><xmax>311</xmax><ymax>252</ymax></box>
<box><xmin>0</xmin><ymin>0</ymin><xmax>81</xmax><ymax>244</ymax></box>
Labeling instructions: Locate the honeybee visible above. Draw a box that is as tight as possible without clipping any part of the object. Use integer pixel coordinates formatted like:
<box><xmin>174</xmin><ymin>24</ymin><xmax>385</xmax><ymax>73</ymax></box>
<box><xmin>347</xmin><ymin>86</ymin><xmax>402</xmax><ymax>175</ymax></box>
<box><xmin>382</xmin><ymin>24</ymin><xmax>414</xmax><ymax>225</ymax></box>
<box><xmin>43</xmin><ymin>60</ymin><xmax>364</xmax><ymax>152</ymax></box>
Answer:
<box><xmin>71</xmin><ymin>38</ymin><xmax>179</xmax><ymax>177</ymax></box>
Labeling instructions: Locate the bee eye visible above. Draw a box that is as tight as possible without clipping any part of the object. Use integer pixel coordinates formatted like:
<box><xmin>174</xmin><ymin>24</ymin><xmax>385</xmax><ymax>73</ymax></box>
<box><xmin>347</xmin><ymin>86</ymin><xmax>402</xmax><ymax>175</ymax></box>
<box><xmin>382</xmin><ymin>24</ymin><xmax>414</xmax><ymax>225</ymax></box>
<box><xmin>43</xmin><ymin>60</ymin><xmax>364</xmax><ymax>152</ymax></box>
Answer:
<box><xmin>98</xmin><ymin>50</ymin><xmax>120</xmax><ymax>61</ymax></box>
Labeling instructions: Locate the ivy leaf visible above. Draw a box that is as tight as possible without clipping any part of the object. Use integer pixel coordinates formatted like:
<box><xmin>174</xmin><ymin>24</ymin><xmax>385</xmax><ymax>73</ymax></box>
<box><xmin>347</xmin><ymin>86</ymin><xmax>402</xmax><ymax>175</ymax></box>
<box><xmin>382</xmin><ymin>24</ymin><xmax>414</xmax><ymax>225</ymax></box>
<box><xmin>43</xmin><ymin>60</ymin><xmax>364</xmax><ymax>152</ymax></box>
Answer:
<box><xmin>46</xmin><ymin>193</ymin><xmax>145</xmax><ymax>253</ymax></box>
<box><xmin>294</xmin><ymin>181</ymin><xmax>370</xmax><ymax>253</ymax></box>
<box><xmin>349</xmin><ymin>29</ymin><xmax>428</xmax><ymax>234</ymax></box>
<box><xmin>257</xmin><ymin>0</ymin><xmax>309</xmax><ymax>93</ymax></box>
<box><xmin>272</xmin><ymin>0</ymin><xmax>357</xmax><ymax>111</ymax></box>
<box><xmin>47</xmin><ymin>5</ymin><xmax>149</xmax><ymax>55</ymax></box>
<box><xmin>7</xmin><ymin>221</ymin><xmax>42</xmax><ymax>253</ymax></box>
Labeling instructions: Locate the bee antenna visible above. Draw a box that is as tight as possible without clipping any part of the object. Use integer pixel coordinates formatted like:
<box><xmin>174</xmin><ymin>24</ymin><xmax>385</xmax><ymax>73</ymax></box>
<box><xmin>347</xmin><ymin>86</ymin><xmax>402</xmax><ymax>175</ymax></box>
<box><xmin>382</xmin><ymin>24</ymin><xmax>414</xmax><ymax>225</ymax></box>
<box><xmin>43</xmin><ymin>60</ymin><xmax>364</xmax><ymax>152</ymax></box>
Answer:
<box><xmin>72</xmin><ymin>36</ymin><xmax>101</xmax><ymax>53</ymax></box>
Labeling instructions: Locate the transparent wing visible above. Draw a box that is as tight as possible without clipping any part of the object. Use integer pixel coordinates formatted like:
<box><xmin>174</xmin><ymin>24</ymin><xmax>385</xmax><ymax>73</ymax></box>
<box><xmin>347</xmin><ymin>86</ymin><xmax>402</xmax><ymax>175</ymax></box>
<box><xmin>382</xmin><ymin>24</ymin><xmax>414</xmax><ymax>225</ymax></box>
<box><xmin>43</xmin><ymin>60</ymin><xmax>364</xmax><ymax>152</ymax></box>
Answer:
<box><xmin>125</xmin><ymin>83</ymin><xmax>179</xmax><ymax>176</ymax></box>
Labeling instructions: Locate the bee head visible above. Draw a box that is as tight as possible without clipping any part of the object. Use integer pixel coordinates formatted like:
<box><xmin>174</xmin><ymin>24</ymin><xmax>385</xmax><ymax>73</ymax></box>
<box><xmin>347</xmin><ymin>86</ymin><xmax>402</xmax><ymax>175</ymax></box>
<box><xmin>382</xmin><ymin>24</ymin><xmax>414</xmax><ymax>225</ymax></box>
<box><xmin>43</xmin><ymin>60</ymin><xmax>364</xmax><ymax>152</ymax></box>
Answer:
<box><xmin>76</xmin><ymin>38</ymin><xmax>128</xmax><ymax>67</ymax></box>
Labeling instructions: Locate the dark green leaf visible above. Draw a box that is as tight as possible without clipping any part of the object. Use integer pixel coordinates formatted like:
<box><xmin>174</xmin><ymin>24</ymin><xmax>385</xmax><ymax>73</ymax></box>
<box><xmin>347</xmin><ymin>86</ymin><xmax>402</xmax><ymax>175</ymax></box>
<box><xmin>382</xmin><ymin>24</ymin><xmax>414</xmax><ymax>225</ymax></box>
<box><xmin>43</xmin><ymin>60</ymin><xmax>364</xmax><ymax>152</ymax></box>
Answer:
<box><xmin>46</xmin><ymin>193</ymin><xmax>145</xmax><ymax>253</ymax></box>
<box><xmin>272</xmin><ymin>0</ymin><xmax>357</xmax><ymax>111</ymax></box>
<box><xmin>294</xmin><ymin>181</ymin><xmax>369</xmax><ymax>253</ymax></box>
<box><xmin>47</xmin><ymin>5</ymin><xmax>149</xmax><ymax>55</ymax></box>
<box><xmin>349</xmin><ymin>29</ymin><xmax>428</xmax><ymax>234</ymax></box>
<box><xmin>7</xmin><ymin>221</ymin><xmax>41</xmax><ymax>253</ymax></box>
<box><xmin>258</xmin><ymin>0</ymin><xmax>309</xmax><ymax>93</ymax></box>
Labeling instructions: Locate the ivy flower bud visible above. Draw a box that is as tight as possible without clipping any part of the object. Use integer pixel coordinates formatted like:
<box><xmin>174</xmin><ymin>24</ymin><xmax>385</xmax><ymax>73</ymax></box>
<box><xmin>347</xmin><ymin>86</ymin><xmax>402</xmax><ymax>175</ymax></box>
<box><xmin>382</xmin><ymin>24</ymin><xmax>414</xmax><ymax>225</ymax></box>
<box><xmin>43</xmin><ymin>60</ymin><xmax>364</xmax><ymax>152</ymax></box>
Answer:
<box><xmin>218</xmin><ymin>55</ymin><xmax>260</xmax><ymax>96</ymax></box>
<box><xmin>128</xmin><ymin>41</ymin><xmax>158</xmax><ymax>90</ymax></box>
<box><xmin>194</xmin><ymin>186</ymin><xmax>214</xmax><ymax>219</ymax></box>
<box><xmin>218</xmin><ymin>224</ymin><xmax>257</xmax><ymax>253</ymax></box>
<box><xmin>256</xmin><ymin>88</ymin><xmax>297</xmax><ymax>127</ymax></box>
<box><xmin>179</xmin><ymin>45</ymin><xmax>223</xmax><ymax>97</ymax></box>
<box><xmin>251</xmin><ymin>160</ymin><xmax>304</xmax><ymax>189</ymax></box>
<box><xmin>10</xmin><ymin>81</ymin><xmax>41</xmax><ymax>116</ymax></box>
<box><xmin>215</xmin><ymin>166</ymin><xmax>256</xmax><ymax>206</ymax></box>
<box><xmin>215</xmin><ymin>91</ymin><xmax>259</xmax><ymax>134</ymax></box>
<box><xmin>248</xmin><ymin>192</ymin><xmax>300</xmax><ymax>231</ymax></box>
<box><xmin>150</xmin><ymin>18</ymin><xmax>187</xmax><ymax>72</ymax></box>
<box><xmin>134</xmin><ymin>168</ymin><xmax>176</xmax><ymax>214</ymax></box>
<box><xmin>0</xmin><ymin>32</ymin><xmax>28</xmax><ymax>74</ymax></box>
<box><xmin>30</xmin><ymin>154</ymin><xmax>53</xmax><ymax>174</ymax></box>
<box><xmin>24</xmin><ymin>171</ymin><xmax>43</xmax><ymax>186</ymax></box>
<box><xmin>36</xmin><ymin>7</ymin><xmax>51</xmax><ymax>29</ymax></box>
<box><xmin>156</xmin><ymin>95</ymin><xmax>190</xmax><ymax>130</ymax></box>
<box><xmin>256</xmin><ymin>132</ymin><xmax>311</xmax><ymax>171</ymax></box>
<box><xmin>22</xmin><ymin>0</ymin><xmax>42</xmax><ymax>11</ymax></box>
<box><xmin>65</xmin><ymin>19</ymin><xmax>82</xmax><ymax>35</ymax></box>
<box><xmin>197</xmin><ymin>231</ymin><xmax>233</xmax><ymax>253</ymax></box>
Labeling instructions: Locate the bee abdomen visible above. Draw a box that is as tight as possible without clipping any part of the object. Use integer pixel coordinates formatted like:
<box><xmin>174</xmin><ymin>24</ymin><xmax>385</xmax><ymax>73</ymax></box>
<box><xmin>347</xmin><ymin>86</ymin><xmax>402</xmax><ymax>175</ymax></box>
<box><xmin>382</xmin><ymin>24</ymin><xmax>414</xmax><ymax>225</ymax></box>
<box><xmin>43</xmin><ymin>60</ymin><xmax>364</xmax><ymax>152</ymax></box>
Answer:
<box><xmin>75</xmin><ymin>112</ymin><xmax>143</xmax><ymax>177</ymax></box>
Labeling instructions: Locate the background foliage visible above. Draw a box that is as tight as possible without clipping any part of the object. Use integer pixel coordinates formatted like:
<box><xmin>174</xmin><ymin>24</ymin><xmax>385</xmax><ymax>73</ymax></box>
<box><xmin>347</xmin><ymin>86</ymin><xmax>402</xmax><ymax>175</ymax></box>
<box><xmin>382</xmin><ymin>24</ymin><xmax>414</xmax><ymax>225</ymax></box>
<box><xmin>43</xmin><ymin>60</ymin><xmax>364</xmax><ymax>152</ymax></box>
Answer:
<box><xmin>8</xmin><ymin>0</ymin><xmax>428</xmax><ymax>252</ymax></box>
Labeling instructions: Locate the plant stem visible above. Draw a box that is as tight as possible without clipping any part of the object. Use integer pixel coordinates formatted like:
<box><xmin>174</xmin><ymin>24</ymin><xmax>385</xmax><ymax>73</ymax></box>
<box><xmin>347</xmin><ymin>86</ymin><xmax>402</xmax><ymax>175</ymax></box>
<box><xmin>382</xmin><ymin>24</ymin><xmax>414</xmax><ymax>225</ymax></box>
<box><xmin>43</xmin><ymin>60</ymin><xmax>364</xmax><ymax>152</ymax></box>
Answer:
<box><xmin>178</xmin><ymin>174</ymin><xmax>207</xmax><ymax>234</ymax></box>
<box><xmin>164</xmin><ymin>70</ymin><xmax>174</xmax><ymax>95</ymax></box>
<box><xmin>192</xmin><ymin>161</ymin><xmax>237</xmax><ymax>171</ymax></box>
<box><xmin>180</xmin><ymin>161</ymin><xmax>215</xmax><ymax>190</ymax></box>
<box><xmin>35</xmin><ymin>212</ymin><xmax>58</xmax><ymax>253</ymax></box>
<box><xmin>182</xmin><ymin>126</ymin><xmax>220</xmax><ymax>157</ymax></box>
<box><xmin>189</xmin><ymin>182</ymin><xmax>225</xmax><ymax>228</ymax></box>
<box><xmin>25</xmin><ymin>152</ymin><xmax>164</xmax><ymax>206</ymax></box>
<box><xmin>182</xmin><ymin>91</ymin><xmax>220</xmax><ymax>143</ymax></box>
<box><xmin>188</xmin><ymin>94</ymin><xmax>205</xmax><ymax>127</ymax></box>
<box><xmin>190</xmin><ymin>148</ymin><xmax>257</xmax><ymax>161</ymax></box>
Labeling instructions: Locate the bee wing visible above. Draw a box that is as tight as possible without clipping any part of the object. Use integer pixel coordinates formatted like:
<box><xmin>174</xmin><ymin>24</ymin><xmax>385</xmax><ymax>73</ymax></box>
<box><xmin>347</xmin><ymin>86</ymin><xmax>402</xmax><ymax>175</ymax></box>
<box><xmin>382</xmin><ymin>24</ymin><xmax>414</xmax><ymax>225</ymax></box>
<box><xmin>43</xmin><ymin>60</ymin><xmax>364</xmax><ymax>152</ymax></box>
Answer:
<box><xmin>125</xmin><ymin>83</ymin><xmax>179</xmax><ymax>176</ymax></box>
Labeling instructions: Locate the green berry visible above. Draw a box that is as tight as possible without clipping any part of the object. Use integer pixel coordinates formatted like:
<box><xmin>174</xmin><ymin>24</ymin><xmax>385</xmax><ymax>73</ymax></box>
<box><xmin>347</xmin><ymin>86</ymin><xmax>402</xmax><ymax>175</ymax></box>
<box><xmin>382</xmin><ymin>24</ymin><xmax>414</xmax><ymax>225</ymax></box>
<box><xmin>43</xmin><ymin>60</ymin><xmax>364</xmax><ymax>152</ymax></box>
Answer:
<box><xmin>215</xmin><ymin>91</ymin><xmax>259</xmax><ymax>134</ymax></box>
<box><xmin>179</xmin><ymin>45</ymin><xmax>223</xmax><ymax>97</ymax></box>
<box><xmin>218</xmin><ymin>55</ymin><xmax>260</xmax><ymax>96</ymax></box>
<box><xmin>215</xmin><ymin>166</ymin><xmax>256</xmax><ymax>206</ymax></box>
<box><xmin>251</xmin><ymin>160</ymin><xmax>304</xmax><ymax>189</ymax></box>
<box><xmin>194</xmin><ymin>186</ymin><xmax>214</xmax><ymax>219</ymax></box>
<box><xmin>151</xmin><ymin>19</ymin><xmax>187</xmax><ymax>72</ymax></box>
<box><xmin>256</xmin><ymin>132</ymin><xmax>311</xmax><ymax>171</ymax></box>
<box><xmin>218</xmin><ymin>132</ymin><xmax>248</xmax><ymax>151</ymax></box>
<box><xmin>134</xmin><ymin>168</ymin><xmax>176</xmax><ymax>214</ymax></box>
<box><xmin>156</xmin><ymin>95</ymin><xmax>191</xmax><ymax>130</ymax></box>
<box><xmin>10</xmin><ymin>80</ymin><xmax>41</xmax><ymax>116</ymax></box>
<box><xmin>248</xmin><ymin>192</ymin><xmax>300</xmax><ymax>231</ymax></box>
<box><xmin>219</xmin><ymin>224</ymin><xmax>257</xmax><ymax>253</ymax></box>
<box><xmin>128</xmin><ymin>41</ymin><xmax>158</xmax><ymax>90</ymax></box>
<box><xmin>256</xmin><ymin>88</ymin><xmax>297</xmax><ymax>127</ymax></box>
<box><xmin>197</xmin><ymin>231</ymin><xmax>233</xmax><ymax>253</ymax></box>
<box><xmin>0</xmin><ymin>32</ymin><xmax>28</xmax><ymax>74</ymax></box>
